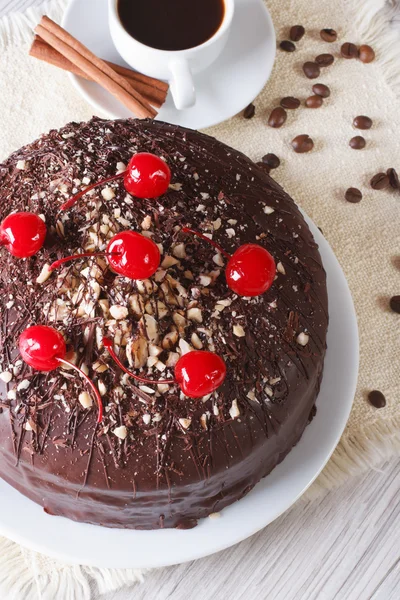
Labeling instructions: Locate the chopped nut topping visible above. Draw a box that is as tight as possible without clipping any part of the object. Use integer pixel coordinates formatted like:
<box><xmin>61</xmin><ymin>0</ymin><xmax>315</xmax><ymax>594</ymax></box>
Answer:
<box><xmin>297</xmin><ymin>332</ymin><xmax>310</xmax><ymax>346</ymax></box>
<box><xmin>161</xmin><ymin>255</ymin><xmax>180</xmax><ymax>268</ymax></box>
<box><xmin>113</xmin><ymin>425</ymin><xmax>128</xmax><ymax>440</ymax></box>
<box><xmin>187</xmin><ymin>307</ymin><xmax>203</xmax><ymax>323</ymax></box>
<box><xmin>110</xmin><ymin>305</ymin><xmax>129</xmax><ymax>320</ymax></box>
<box><xmin>229</xmin><ymin>399</ymin><xmax>240</xmax><ymax>419</ymax></box>
<box><xmin>101</xmin><ymin>187</ymin><xmax>115</xmax><ymax>200</ymax></box>
<box><xmin>79</xmin><ymin>391</ymin><xmax>93</xmax><ymax>409</ymax></box>
<box><xmin>36</xmin><ymin>263</ymin><xmax>52</xmax><ymax>285</ymax></box>
<box><xmin>277</xmin><ymin>262</ymin><xmax>286</xmax><ymax>275</ymax></box>
<box><xmin>0</xmin><ymin>371</ymin><xmax>13</xmax><ymax>383</ymax></box>
<box><xmin>263</xmin><ymin>206</ymin><xmax>275</xmax><ymax>215</ymax></box>
<box><xmin>179</xmin><ymin>418</ymin><xmax>192</xmax><ymax>430</ymax></box>
<box><xmin>233</xmin><ymin>324</ymin><xmax>246</xmax><ymax>337</ymax></box>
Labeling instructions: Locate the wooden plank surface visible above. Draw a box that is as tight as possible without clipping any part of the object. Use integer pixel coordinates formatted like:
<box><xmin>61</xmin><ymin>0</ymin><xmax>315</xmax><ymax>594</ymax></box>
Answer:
<box><xmin>99</xmin><ymin>460</ymin><xmax>400</xmax><ymax>600</ymax></box>
<box><xmin>1</xmin><ymin>3</ymin><xmax>400</xmax><ymax>600</ymax></box>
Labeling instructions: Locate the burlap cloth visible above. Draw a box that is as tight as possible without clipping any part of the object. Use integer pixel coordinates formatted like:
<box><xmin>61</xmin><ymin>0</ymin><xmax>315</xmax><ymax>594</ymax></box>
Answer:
<box><xmin>0</xmin><ymin>0</ymin><xmax>399</xmax><ymax>598</ymax></box>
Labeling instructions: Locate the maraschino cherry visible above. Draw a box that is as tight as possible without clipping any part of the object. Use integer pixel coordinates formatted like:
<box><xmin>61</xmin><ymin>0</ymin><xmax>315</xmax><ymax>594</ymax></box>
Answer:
<box><xmin>0</xmin><ymin>212</ymin><xmax>47</xmax><ymax>258</ymax></box>
<box><xmin>50</xmin><ymin>231</ymin><xmax>161</xmax><ymax>280</ymax></box>
<box><xmin>61</xmin><ymin>153</ymin><xmax>171</xmax><ymax>210</ymax></box>
<box><xmin>19</xmin><ymin>325</ymin><xmax>103</xmax><ymax>422</ymax></box>
<box><xmin>103</xmin><ymin>338</ymin><xmax>226</xmax><ymax>398</ymax></box>
<box><xmin>182</xmin><ymin>227</ymin><xmax>276</xmax><ymax>297</ymax></box>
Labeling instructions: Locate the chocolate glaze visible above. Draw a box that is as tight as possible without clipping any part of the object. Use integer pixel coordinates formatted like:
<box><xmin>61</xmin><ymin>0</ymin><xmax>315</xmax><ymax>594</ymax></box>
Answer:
<box><xmin>0</xmin><ymin>118</ymin><xmax>328</xmax><ymax>529</ymax></box>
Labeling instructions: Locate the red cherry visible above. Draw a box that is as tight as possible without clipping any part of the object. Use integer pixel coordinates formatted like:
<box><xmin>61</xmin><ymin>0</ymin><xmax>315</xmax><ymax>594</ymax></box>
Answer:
<box><xmin>226</xmin><ymin>244</ymin><xmax>276</xmax><ymax>297</ymax></box>
<box><xmin>124</xmin><ymin>153</ymin><xmax>171</xmax><ymax>198</ymax></box>
<box><xmin>182</xmin><ymin>228</ymin><xmax>276</xmax><ymax>297</ymax></box>
<box><xmin>0</xmin><ymin>212</ymin><xmax>47</xmax><ymax>258</ymax></box>
<box><xmin>103</xmin><ymin>339</ymin><xmax>226</xmax><ymax>398</ymax></box>
<box><xmin>61</xmin><ymin>153</ymin><xmax>171</xmax><ymax>210</ymax></box>
<box><xmin>175</xmin><ymin>351</ymin><xmax>227</xmax><ymax>398</ymax></box>
<box><xmin>107</xmin><ymin>231</ymin><xmax>160</xmax><ymax>279</ymax></box>
<box><xmin>19</xmin><ymin>325</ymin><xmax>103</xmax><ymax>422</ymax></box>
<box><xmin>50</xmin><ymin>231</ymin><xmax>160</xmax><ymax>281</ymax></box>
<box><xmin>19</xmin><ymin>325</ymin><xmax>66</xmax><ymax>371</ymax></box>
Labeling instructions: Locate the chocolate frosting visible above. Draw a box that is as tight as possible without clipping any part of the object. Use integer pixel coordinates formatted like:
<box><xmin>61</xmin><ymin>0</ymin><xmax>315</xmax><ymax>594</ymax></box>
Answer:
<box><xmin>0</xmin><ymin>118</ymin><xmax>328</xmax><ymax>529</ymax></box>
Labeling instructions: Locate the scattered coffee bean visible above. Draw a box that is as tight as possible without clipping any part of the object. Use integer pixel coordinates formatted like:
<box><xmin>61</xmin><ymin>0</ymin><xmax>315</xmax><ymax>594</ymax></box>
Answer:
<box><xmin>256</xmin><ymin>161</ymin><xmax>271</xmax><ymax>174</ymax></box>
<box><xmin>349</xmin><ymin>136</ymin><xmax>366</xmax><ymax>150</ymax></box>
<box><xmin>292</xmin><ymin>134</ymin><xmax>314</xmax><ymax>153</ymax></box>
<box><xmin>280</xmin><ymin>96</ymin><xmax>301</xmax><ymax>109</ymax></box>
<box><xmin>280</xmin><ymin>40</ymin><xmax>296</xmax><ymax>52</ymax></box>
<box><xmin>303</xmin><ymin>62</ymin><xmax>320</xmax><ymax>79</ymax></box>
<box><xmin>390</xmin><ymin>295</ymin><xmax>400</xmax><ymax>314</ymax></box>
<box><xmin>353</xmin><ymin>115</ymin><xmax>372</xmax><ymax>130</ymax></box>
<box><xmin>312</xmin><ymin>83</ymin><xmax>330</xmax><ymax>98</ymax></box>
<box><xmin>341</xmin><ymin>42</ymin><xmax>358</xmax><ymax>59</ymax></box>
<box><xmin>315</xmin><ymin>53</ymin><xmax>335</xmax><ymax>67</ymax></box>
<box><xmin>367</xmin><ymin>390</ymin><xmax>386</xmax><ymax>409</ymax></box>
<box><xmin>306</xmin><ymin>95</ymin><xmax>323</xmax><ymax>108</ymax></box>
<box><xmin>345</xmin><ymin>187</ymin><xmax>362</xmax><ymax>203</ymax></box>
<box><xmin>268</xmin><ymin>107</ymin><xmax>287</xmax><ymax>128</ymax></box>
<box><xmin>358</xmin><ymin>44</ymin><xmax>375</xmax><ymax>63</ymax></box>
<box><xmin>320</xmin><ymin>28</ymin><xmax>337</xmax><ymax>42</ymax></box>
<box><xmin>243</xmin><ymin>103</ymin><xmax>255</xmax><ymax>119</ymax></box>
<box><xmin>370</xmin><ymin>172</ymin><xmax>390</xmax><ymax>190</ymax></box>
<box><xmin>290</xmin><ymin>25</ymin><xmax>305</xmax><ymax>42</ymax></box>
<box><xmin>262</xmin><ymin>153</ymin><xmax>280</xmax><ymax>169</ymax></box>
<box><xmin>387</xmin><ymin>168</ymin><xmax>400</xmax><ymax>190</ymax></box>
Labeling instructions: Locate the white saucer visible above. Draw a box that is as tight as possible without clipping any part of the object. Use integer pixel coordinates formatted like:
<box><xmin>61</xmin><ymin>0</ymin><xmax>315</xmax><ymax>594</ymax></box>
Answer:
<box><xmin>0</xmin><ymin>215</ymin><xmax>359</xmax><ymax>570</ymax></box>
<box><xmin>62</xmin><ymin>0</ymin><xmax>276</xmax><ymax>129</ymax></box>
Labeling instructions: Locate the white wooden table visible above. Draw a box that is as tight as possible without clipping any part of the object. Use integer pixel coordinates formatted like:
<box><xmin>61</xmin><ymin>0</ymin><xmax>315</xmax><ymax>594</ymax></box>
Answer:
<box><xmin>1</xmin><ymin>2</ymin><xmax>399</xmax><ymax>599</ymax></box>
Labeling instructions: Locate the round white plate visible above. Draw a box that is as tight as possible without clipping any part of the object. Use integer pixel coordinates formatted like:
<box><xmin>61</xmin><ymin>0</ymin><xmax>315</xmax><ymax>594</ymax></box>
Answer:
<box><xmin>0</xmin><ymin>215</ymin><xmax>359</xmax><ymax>569</ymax></box>
<box><xmin>62</xmin><ymin>0</ymin><xmax>276</xmax><ymax>129</ymax></box>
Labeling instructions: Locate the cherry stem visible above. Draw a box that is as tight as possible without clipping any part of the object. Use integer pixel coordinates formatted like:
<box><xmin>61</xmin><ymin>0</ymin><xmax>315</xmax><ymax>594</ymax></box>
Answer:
<box><xmin>56</xmin><ymin>358</ymin><xmax>103</xmax><ymax>423</ymax></box>
<box><xmin>182</xmin><ymin>227</ymin><xmax>231</xmax><ymax>259</ymax></box>
<box><xmin>103</xmin><ymin>337</ymin><xmax>175</xmax><ymax>386</ymax></box>
<box><xmin>50</xmin><ymin>252</ymin><xmax>120</xmax><ymax>271</ymax></box>
<box><xmin>60</xmin><ymin>172</ymin><xmax>125</xmax><ymax>211</ymax></box>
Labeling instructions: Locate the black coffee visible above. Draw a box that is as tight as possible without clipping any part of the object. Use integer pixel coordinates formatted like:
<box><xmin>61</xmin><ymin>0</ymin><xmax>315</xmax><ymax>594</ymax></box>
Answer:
<box><xmin>117</xmin><ymin>0</ymin><xmax>225</xmax><ymax>51</ymax></box>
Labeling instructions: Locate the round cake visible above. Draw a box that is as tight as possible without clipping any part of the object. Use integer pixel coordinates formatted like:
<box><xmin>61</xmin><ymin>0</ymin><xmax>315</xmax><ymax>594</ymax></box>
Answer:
<box><xmin>0</xmin><ymin>118</ymin><xmax>328</xmax><ymax>529</ymax></box>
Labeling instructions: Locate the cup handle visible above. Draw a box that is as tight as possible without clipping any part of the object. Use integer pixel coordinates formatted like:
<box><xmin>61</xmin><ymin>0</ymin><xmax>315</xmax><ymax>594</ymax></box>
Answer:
<box><xmin>169</xmin><ymin>59</ymin><xmax>196</xmax><ymax>110</ymax></box>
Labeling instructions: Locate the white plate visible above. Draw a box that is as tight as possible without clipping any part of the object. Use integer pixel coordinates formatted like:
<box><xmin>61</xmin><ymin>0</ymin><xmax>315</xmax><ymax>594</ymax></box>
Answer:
<box><xmin>0</xmin><ymin>215</ymin><xmax>359</xmax><ymax>569</ymax></box>
<box><xmin>62</xmin><ymin>0</ymin><xmax>276</xmax><ymax>129</ymax></box>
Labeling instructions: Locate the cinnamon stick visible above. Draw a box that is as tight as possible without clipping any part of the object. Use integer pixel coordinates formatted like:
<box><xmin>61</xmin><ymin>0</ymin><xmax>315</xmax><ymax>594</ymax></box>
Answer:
<box><xmin>36</xmin><ymin>17</ymin><xmax>156</xmax><ymax>119</ymax></box>
<box><xmin>30</xmin><ymin>36</ymin><xmax>167</xmax><ymax>109</ymax></box>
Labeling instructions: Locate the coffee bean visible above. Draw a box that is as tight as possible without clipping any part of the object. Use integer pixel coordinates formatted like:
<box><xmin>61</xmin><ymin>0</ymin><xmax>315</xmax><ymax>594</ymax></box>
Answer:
<box><xmin>387</xmin><ymin>168</ymin><xmax>400</xmax><ymax>190</ymax></box>
<box><xmin>345</xmin><ymin>187</ymin><xmax>362</xmax><ymax>203</ymax></box>
<box><xmin>320</xmin><ymin>28</ymin><xmax>337</xmax><ymax>42</ymax></box>
<box><xmin>315</xmin><ymin>53</ymin><xmax>335</xmax><ymax>67</ymax></box>
<box><xmin>359</xmin><ymin>44</ymin><xmax>375</xmax><ymax>63</ymax></box>
<box><xmin>243</xmin><ymin>103</ymin><xmax>255</xmax><ymax>119</ymax></box>
<box><xmin>305</xmin><ymin>95</ymin><xmax>323</xmax><ymax>108</ymax></box>
<box><xmin>341</xmin><ymin>42</ymin><xmax>358</xmax><ymax>58</ymax></box>
<box><xmin>280</xmin><ymin>96</ymin><xmax>301</xmax><ymax>109</ymax></box>
<box><xmin>290</xmin><ymin>25</ymin><xmax>305</xmax><ymax>42</ymax></box>
<box><xmin>256</xmin><ymin>161</ymin><xmax>271</xmax><ymax>174</ymax></box>
<box><xmin>262</xmin><ymin>153</ymin><xmax>280</xmax><ymax>169</ymax></box>
<box><xmin>292</xmin><ymin>135</ymin><xmax>314</xmax><ymax>153</ymax></box>
<box><xmin>268</xmin><ymin>107</ymin><xmax>287</xmax><ymax>128</ymax></box>
<box><xmin>353</xmin><ymin>115</ymin><xmax>372</xmax><ymax>130</ymax></box>
<box><xmin>349</xmin><ymin>136</ymin><xmax>366</xmax><ymax>150</ymax></box>
<box><xmin>312</xmin><ymin>83</ymin><xmax>330</xmax><ymax>98</ymax></box>
<box><xmin>280</xmin><ymin>40</ymin><xmax>296</xmax><ymax>52</ymax></box>
<box><xmin>368</xmin><ymin>390</ymin><xmax>386</xmax><ymax>409</ymax></box>
<box><xmin>303</xmin><ymin>62</ymin><xmax>320</xmax><ymax>79</ymax></box>
<box><xmin>390</xmin><ymin>295</ymin><xmax>400</xmax><ymax>313</ymax></box>
<box><xmin>370</xmin><ymin>173</ymin><xmax>390</xmax><ymax>190</ymax></box>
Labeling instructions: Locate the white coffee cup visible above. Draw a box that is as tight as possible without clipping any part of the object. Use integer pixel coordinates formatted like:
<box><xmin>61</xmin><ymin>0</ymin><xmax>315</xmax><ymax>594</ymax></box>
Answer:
<box><xmin>108</xmin><ymin>0</ymin><xmax>235</xmax><ymax>111</ymax></box>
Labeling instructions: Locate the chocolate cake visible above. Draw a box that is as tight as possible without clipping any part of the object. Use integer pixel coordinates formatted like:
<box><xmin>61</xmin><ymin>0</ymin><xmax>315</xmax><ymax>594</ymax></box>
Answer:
<box><xmin>0</xmin><ymin>118</ymin><xmax>328</xmax><ymax>529</ymax></box>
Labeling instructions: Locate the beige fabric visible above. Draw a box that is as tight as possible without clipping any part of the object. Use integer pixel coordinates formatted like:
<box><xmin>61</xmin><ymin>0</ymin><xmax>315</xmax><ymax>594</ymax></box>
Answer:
<box><xmin>0</xmin><ymin>0</ymin><xmax>399</xmax><ymax>598</ymax></box>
